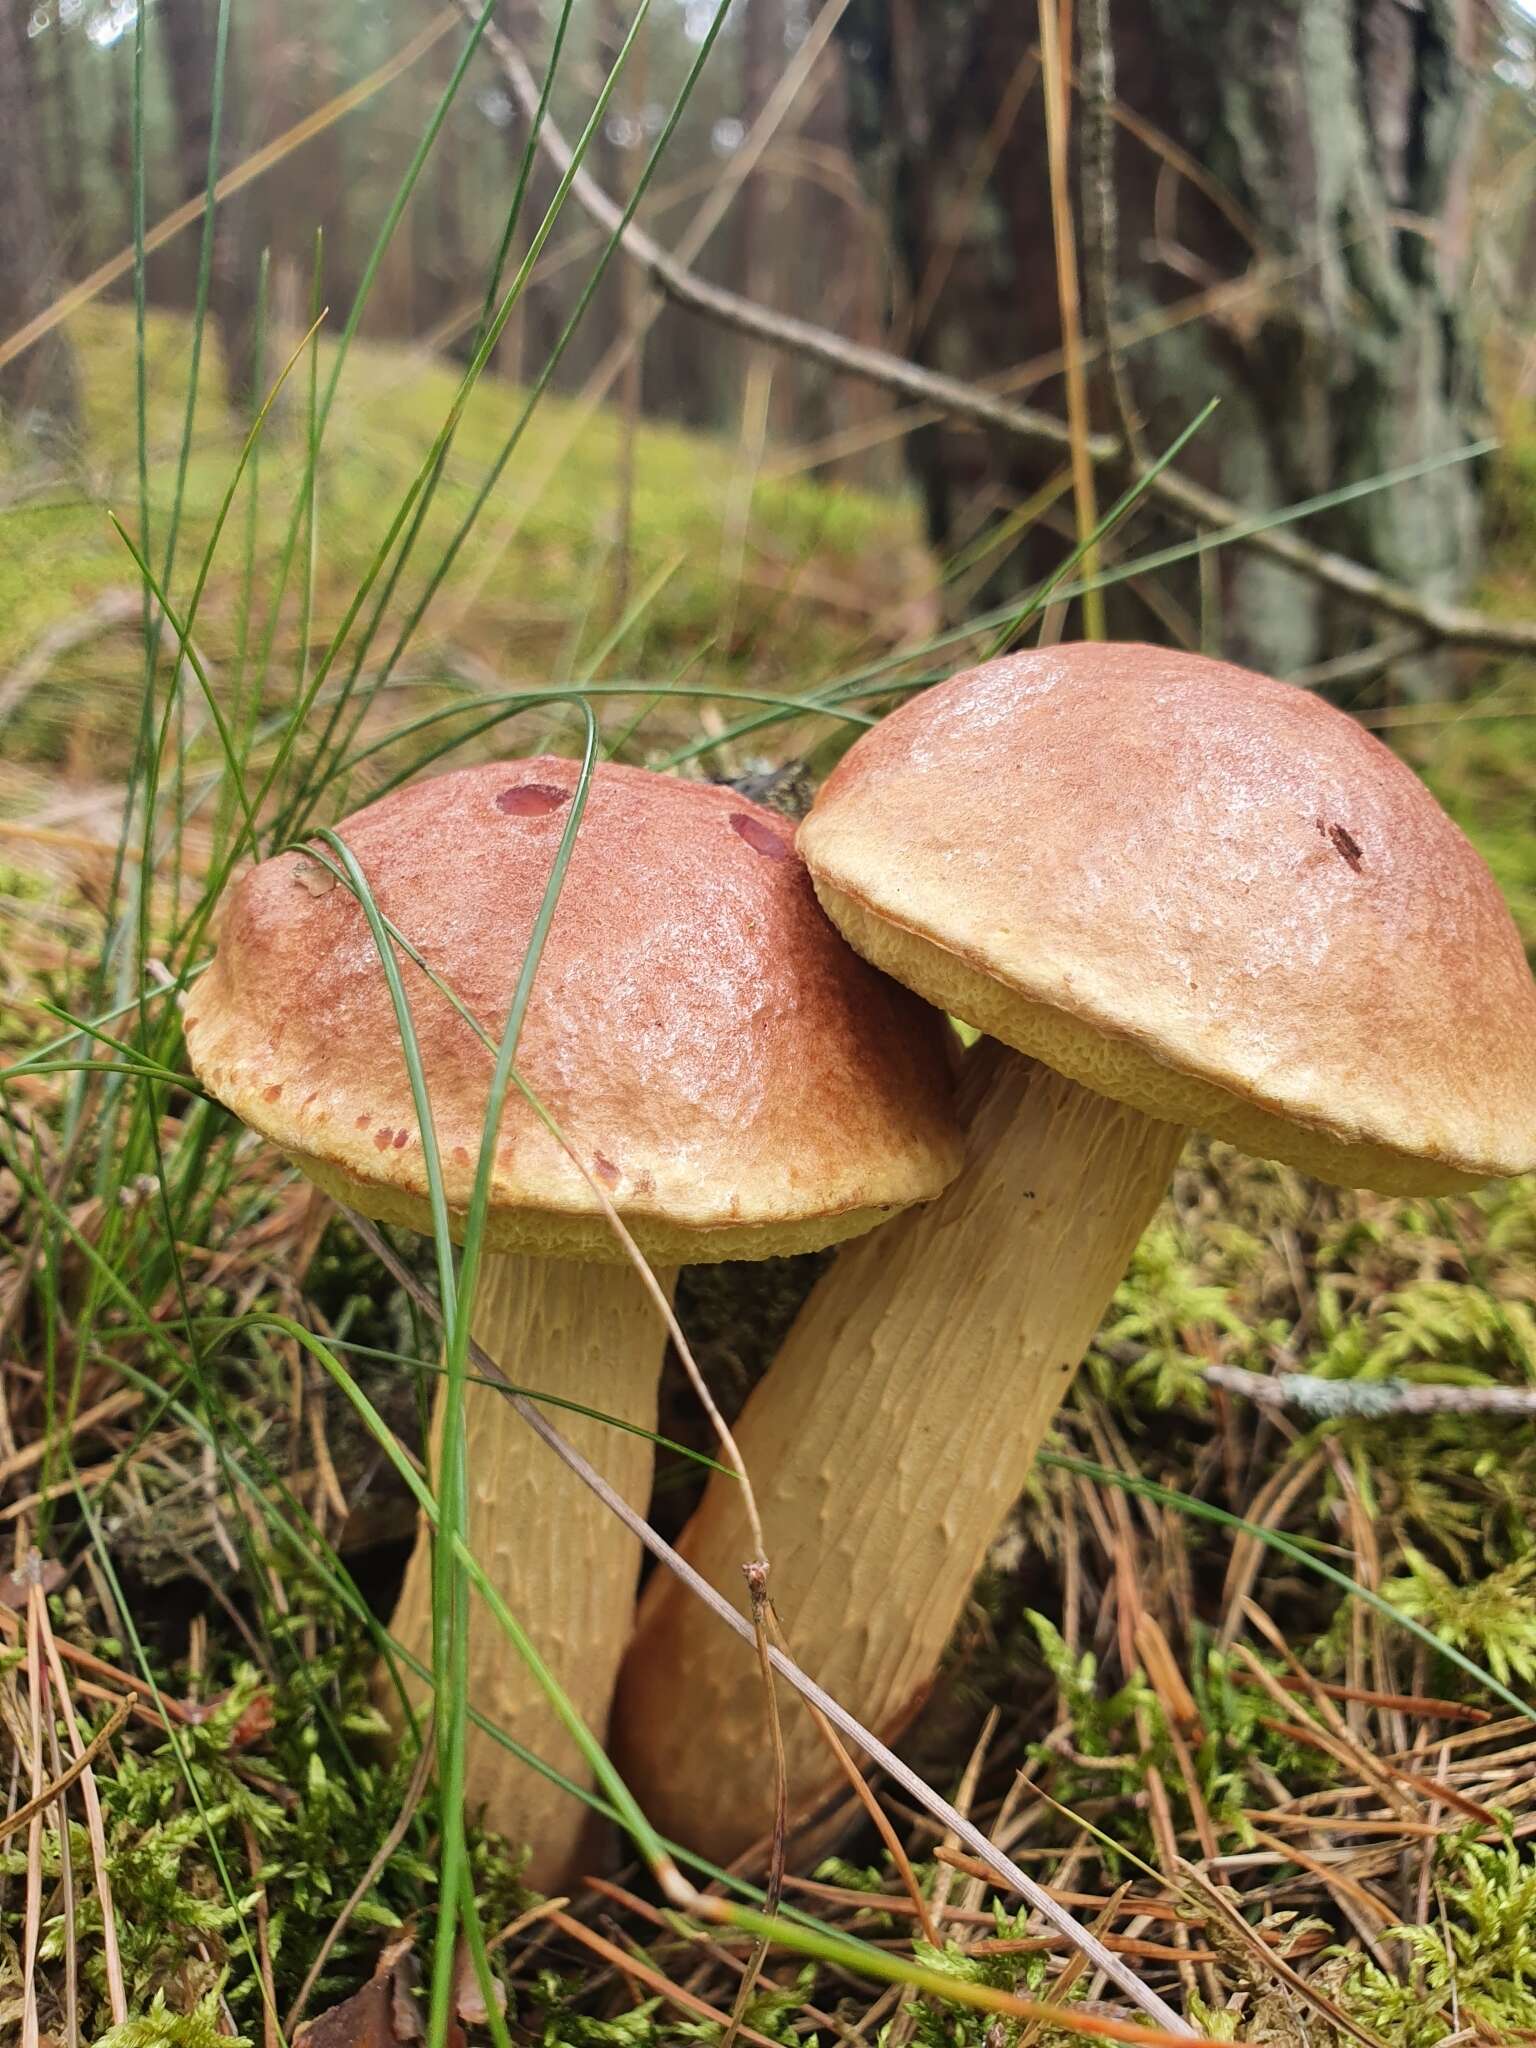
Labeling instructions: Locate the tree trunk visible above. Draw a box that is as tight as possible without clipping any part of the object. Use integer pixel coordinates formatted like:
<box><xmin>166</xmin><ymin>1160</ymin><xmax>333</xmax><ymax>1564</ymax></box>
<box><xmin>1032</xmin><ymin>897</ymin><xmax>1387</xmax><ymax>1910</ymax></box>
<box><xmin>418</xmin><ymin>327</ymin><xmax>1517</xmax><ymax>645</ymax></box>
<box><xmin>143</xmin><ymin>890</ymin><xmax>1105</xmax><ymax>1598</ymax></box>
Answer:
<box><xmin>420</xmin><ymin>23</ymin><xmax>468</xmax><ymax>344</ymax></box>
<box><xmin>211</xmin><ymin>0</ymin><xmax>298</xmax><ymax>411</ymax></box>
<box><xmin>493</xmin><ymin>0</ymin><xmax>569</xmax><ymax>387</ymax></box>
<box><xmin>159</xmin><ymin>0</ymin><xmax>222</xmax><ymax>307</ymax></box>
<box><xmin>0</xmin><ymin>4</ymin><xmax>78</xmax><ymax>441</ymax></box>
<box><xmin>838</xmin><ymin>0</ymin><xmax>1487</xmax><ymax>684</ymax></box>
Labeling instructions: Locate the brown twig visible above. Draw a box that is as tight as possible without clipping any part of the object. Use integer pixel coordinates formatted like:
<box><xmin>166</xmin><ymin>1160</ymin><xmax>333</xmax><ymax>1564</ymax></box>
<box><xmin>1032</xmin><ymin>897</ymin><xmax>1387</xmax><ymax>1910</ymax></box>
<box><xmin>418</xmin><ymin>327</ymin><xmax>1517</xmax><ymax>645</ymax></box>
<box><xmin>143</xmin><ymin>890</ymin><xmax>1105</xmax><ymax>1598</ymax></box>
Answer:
<box><xmin>242</xmin><ymin>1819</ymin><xmax>282</xmax><ymax>2048</ymax></box>
<box><xmin>0</xmin><ymin>1387</ymin><xmax>145</xmax><ymax>1488</ymax></box>
<box><xmin>1232</xmin><ymin>1669</ymin><xmax>1490</xmax><ymax>1726</ymax></box>
<box><xmin>1208</xmin><ymin>1364</ymin><xmax>1536</xmax><ymax>1417</ymax></box>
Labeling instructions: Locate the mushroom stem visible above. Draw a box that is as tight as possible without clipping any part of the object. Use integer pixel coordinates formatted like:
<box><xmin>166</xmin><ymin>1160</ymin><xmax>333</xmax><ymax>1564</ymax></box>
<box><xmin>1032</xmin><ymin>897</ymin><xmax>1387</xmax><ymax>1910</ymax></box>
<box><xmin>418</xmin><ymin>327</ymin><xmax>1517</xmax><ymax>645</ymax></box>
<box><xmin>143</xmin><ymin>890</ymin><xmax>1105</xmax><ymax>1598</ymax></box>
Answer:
<box><xmin>389</xmin><ymin>1251</ymin><xmax>676</xmax><ymax>1889</ymax></box>
<box><xmin>614</xmin><ymin>1037</ymin><xmax>1185</xmax><ymax>1863</ymax></box>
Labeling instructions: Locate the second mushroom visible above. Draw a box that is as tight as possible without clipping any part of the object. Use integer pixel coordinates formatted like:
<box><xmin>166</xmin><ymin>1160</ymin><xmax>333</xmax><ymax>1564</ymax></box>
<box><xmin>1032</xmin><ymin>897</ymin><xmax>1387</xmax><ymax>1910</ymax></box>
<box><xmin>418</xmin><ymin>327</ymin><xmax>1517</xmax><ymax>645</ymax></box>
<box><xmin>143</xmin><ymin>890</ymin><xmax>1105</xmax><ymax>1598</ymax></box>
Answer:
<box><xmin>184</xmin><ymin>756</ymin><xmax>960</xmax><ymax>1886</ymax></box>
<box><xmin>615</xmin><ymin>642</ymin><xmax>1536</xmax><ymax>1862</ymax></box>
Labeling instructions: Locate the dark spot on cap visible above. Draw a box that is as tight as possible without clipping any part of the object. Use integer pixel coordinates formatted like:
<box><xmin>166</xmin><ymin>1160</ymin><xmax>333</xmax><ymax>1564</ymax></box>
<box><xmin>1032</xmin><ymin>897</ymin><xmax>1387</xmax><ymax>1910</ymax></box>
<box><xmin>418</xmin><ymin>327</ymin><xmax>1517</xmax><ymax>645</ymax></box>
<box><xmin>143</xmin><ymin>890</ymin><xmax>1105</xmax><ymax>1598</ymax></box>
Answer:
<box><xmin>731</xmin><ymin>811</ymin><xmax>790</xmax><ymax>859</ymax></box>
<box><xmin>356</xmin><ymin>1114</ymin><xmax>371</xmax><ymax>1129</ymax></box>
<box><xmin>593</xmin><ymin>1153</ymin><xmax>620</xmax><ymax>1188</ymax></box>
<box><xmin>303</xmin><ymin>1091</ymin><xmax>318</xmax><ymax>1109</ymax></box>
<box><xmin>294</xmin><ymin>859</ymin><xmax>336</xmax><ymax>898</ymax></box>
<box><xmin>374</xmin><ymin>1128</ymin><xmax>393</xmax><ymax>1150</ymax></box>
<box><xmin>452</xmin><ymin>1146</ymin><xmax>471</xmax><ymax>1167</ymax></box>
<box><xmin>392</xmin><ymin>1128</ymin><xmax>410</xmax><ymax>1149</ymax></box>
<box><xmin>1327</xmin><ymin>822</ymin><xmax>1364</xmax><ymax>872</ymax></box>
<box><xmin>497</xmin><ymin>783</ymin><xmax>570</xmax><ymax>817</ymax></box>
<box><xmin>263</xmin><ymin>1084</ymin><xmax>282</xmax><ymax>1103</ymax></box>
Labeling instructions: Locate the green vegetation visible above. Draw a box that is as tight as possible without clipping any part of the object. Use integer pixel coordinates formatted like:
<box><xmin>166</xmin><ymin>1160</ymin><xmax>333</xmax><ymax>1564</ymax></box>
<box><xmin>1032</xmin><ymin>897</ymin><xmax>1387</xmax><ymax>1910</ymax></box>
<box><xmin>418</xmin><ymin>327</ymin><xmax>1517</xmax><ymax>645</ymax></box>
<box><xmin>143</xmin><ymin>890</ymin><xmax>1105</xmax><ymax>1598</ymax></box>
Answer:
<box><xmin>1</xmin><ymin>305</ymin><xmax>919</xmax><ymax>726</ymax></box>
<box><xmin>5</xmin><ymin>190</ymin><xmax>1536</xmax><ymax>2048</ymax></box>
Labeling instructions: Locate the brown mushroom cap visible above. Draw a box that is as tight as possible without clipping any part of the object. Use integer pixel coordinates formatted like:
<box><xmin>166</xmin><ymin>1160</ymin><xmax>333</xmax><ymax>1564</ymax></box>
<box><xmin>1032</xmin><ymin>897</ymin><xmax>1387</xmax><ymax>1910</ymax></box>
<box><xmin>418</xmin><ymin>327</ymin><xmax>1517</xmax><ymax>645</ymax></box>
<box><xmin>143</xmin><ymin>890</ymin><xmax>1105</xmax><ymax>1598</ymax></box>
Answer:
<box><xmin>184</xmin><ymin>758</ymin><xmax>963</xmax><ymax>1261</ymax></box>
<box><xmin>797</xmin><ymin>644</ymin><xmax>1536</xmax><ymax>1195</ymax></box>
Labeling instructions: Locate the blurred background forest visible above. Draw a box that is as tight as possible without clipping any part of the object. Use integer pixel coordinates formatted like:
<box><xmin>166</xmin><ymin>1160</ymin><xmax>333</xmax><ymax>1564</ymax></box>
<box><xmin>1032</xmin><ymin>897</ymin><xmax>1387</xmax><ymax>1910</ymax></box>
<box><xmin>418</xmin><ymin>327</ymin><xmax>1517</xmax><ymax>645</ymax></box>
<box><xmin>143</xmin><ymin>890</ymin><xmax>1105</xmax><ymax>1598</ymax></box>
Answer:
<box><xmin>9</xmin><ymin>2</ymin><xmax>1536</xmax><ymax>2039</ymax></box>
<box><xmin>10</xmin><ymin>0</ymin><xmax>1536</xmax><ymax>680</ymax></box>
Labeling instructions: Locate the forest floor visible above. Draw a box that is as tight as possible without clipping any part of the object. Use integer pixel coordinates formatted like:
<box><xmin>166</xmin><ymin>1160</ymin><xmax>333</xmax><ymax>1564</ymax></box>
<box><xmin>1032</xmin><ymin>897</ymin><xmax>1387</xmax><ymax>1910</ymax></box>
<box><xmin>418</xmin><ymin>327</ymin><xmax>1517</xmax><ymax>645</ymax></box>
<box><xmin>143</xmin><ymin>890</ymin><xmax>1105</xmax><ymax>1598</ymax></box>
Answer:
<box><xmin>3</xmin><ymin>307</ymin><xmax>1536</xmax><ymax>2046</ymax></box>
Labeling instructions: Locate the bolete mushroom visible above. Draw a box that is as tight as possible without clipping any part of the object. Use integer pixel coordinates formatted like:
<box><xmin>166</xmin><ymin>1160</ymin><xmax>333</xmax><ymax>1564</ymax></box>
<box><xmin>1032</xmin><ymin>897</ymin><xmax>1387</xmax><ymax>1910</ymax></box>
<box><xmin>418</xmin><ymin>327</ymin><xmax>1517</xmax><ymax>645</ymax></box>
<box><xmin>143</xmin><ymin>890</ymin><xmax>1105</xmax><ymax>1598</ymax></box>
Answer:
<box><xmin>183</xmin><ymin>755</ymin><xmax>961</xmax><ymax>1885</ymax></box>
<box><xmin>615</xmin><ymin>643</ymin><xmax>1536</xmax><ymax>1862</ymax></box>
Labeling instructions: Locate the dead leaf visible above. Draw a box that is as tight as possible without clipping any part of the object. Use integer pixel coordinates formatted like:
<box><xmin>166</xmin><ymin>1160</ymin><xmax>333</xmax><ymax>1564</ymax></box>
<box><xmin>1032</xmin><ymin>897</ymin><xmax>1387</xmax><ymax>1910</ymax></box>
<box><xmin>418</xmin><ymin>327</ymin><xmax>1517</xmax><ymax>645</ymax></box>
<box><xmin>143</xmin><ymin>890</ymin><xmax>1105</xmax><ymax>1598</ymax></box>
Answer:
<box><xmin>295</xmin><ymin>857</ymin><xmax>337</xmax><ymax>897</ymax></box>
<box><xmin>0</xmin><ymin>1557</ymin><xmax>64</xmax><ymax>1608</ymax></box>
<box><xmin>454</xmin><ymin>1935</ymin><xmax>508</xmax><ymax>2025</ymax></box>
<box><xmin>294</xmin><ymin>1932</ymin><xmax>464</xmax><ymax>2048</ymax></box>
<box><xmin>229</xmin><ymin>1689</ymin><xmax>277</xmax><ymax>1749</ymax></box>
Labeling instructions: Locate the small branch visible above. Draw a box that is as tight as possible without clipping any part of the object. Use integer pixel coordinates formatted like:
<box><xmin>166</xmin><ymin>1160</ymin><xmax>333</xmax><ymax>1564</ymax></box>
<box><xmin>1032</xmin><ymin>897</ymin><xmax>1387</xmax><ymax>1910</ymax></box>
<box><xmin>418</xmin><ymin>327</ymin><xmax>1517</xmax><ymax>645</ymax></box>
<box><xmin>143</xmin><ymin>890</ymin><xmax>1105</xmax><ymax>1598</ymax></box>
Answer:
<box><xmin>1282</xmin><ymin>629</ymin><xmax>1425</xmax><ymax>693</ymax></box>
<box><xmin>463</xmin><ymin>0</ymin><xmax>1536</xmax><ymax>658</ymax></box>
<box><xmin>1206</xmin><ymin>1363</ymin><xmax>1536</xmax><ymax>1418</ymax></box>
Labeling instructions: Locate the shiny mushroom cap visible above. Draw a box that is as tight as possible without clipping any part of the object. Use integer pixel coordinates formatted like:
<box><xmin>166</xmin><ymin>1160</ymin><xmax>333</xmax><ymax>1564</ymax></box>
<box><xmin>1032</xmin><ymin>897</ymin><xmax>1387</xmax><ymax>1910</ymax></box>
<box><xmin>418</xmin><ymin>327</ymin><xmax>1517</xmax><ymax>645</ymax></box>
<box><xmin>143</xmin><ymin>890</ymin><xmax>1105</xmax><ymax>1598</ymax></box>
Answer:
<box><xmin>185</xmin><ymin>757</ymin><xmax>963</xmax><ymax>1261</ymax></box>
<box><xmin>797</xmin><ymin>643</ymin><xmax>1536</xmax><ymax>1195</ymax></box>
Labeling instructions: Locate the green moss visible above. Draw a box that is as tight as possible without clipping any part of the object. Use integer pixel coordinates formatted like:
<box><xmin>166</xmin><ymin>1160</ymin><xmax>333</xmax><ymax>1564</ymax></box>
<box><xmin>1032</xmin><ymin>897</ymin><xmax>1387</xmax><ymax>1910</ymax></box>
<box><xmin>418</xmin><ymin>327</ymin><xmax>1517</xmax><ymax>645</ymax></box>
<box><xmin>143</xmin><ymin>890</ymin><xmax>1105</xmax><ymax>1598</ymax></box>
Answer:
<box><xmin>1341</xmin><ymin>1843</ymin><xmax>1536</xmax><ymax>2045</ymax></box>
<box><xmin>0</xmin><ymin>1607</ymin><xmax>528</xmax><ymax>2038</ymax></box>
<box><xmin>0</xmin><ymin>305</ymin><xmax>918</xmax><ymax>747</ymax></box>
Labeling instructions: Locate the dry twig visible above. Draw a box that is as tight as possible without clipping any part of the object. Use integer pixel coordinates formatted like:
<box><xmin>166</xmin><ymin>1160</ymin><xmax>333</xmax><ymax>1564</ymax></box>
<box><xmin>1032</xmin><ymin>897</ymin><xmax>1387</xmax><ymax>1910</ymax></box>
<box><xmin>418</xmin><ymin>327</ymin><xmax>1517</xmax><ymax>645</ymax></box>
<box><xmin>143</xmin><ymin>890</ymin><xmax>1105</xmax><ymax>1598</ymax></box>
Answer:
<box><xmin>1207</xmin><ymin>1364</ymin><xmax>1536</xmax><ymax>1418</ymax></box>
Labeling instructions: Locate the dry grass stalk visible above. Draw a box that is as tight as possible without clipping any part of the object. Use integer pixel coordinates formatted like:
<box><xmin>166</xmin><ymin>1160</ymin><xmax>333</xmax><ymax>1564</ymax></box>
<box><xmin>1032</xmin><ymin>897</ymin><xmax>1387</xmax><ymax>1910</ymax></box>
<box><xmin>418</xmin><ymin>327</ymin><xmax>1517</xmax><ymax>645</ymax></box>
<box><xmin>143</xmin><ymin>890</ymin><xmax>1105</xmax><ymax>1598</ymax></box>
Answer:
<box><xmin>34</xmin><ymin>1562</ymin><xmax>129</xmax><ymax>2023</ymax></box>
<box><xmin>1036</xmin><ymin>0</ymin><xmax>1104</xmax><ymax>637</ymax></box>
<box><xmin>548</xmin><ymin>1907</ymin><xmax>788</xmax><ymax>2048</ymax></box>
<box><xmin>0</xmin><ymin>1694</ymin><xmax>128</xmax><ymax>1847</ymax></box>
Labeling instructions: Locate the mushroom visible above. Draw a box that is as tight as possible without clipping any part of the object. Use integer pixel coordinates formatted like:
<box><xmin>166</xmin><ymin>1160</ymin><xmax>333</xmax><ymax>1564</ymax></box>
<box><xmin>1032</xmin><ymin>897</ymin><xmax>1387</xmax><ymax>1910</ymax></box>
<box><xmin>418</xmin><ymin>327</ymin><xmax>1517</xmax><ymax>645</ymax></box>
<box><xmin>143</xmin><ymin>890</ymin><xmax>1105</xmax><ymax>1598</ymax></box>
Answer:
<box><xmin>615</xmin><ymin>642</ymin><xmax>1536</xmax><ymax>1862</ymax></box>
<box><xmin>183</xmin><ymin>755</ymin><xmax>961</xmax><ymax>1885</ymax></box>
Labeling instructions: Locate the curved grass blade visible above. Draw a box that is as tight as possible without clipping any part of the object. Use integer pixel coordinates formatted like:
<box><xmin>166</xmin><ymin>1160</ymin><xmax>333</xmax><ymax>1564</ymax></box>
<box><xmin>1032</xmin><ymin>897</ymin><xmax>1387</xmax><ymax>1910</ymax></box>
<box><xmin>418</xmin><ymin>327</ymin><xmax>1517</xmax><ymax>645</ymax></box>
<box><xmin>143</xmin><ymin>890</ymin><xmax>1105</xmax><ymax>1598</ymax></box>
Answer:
<box><xmin>308</xmin><ymin>1337</ymin><xmax>733</xmax><ymax>1474</ymax></box>
<box><xmin>311</xmin><ymin>705</ymin><xmax>601</xmax><ymax>2045</ymax></box>
<box><xmin>658</xmin><ymin>436</ymin><xmax>1499</xmax><ymax>773</ymax></box>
